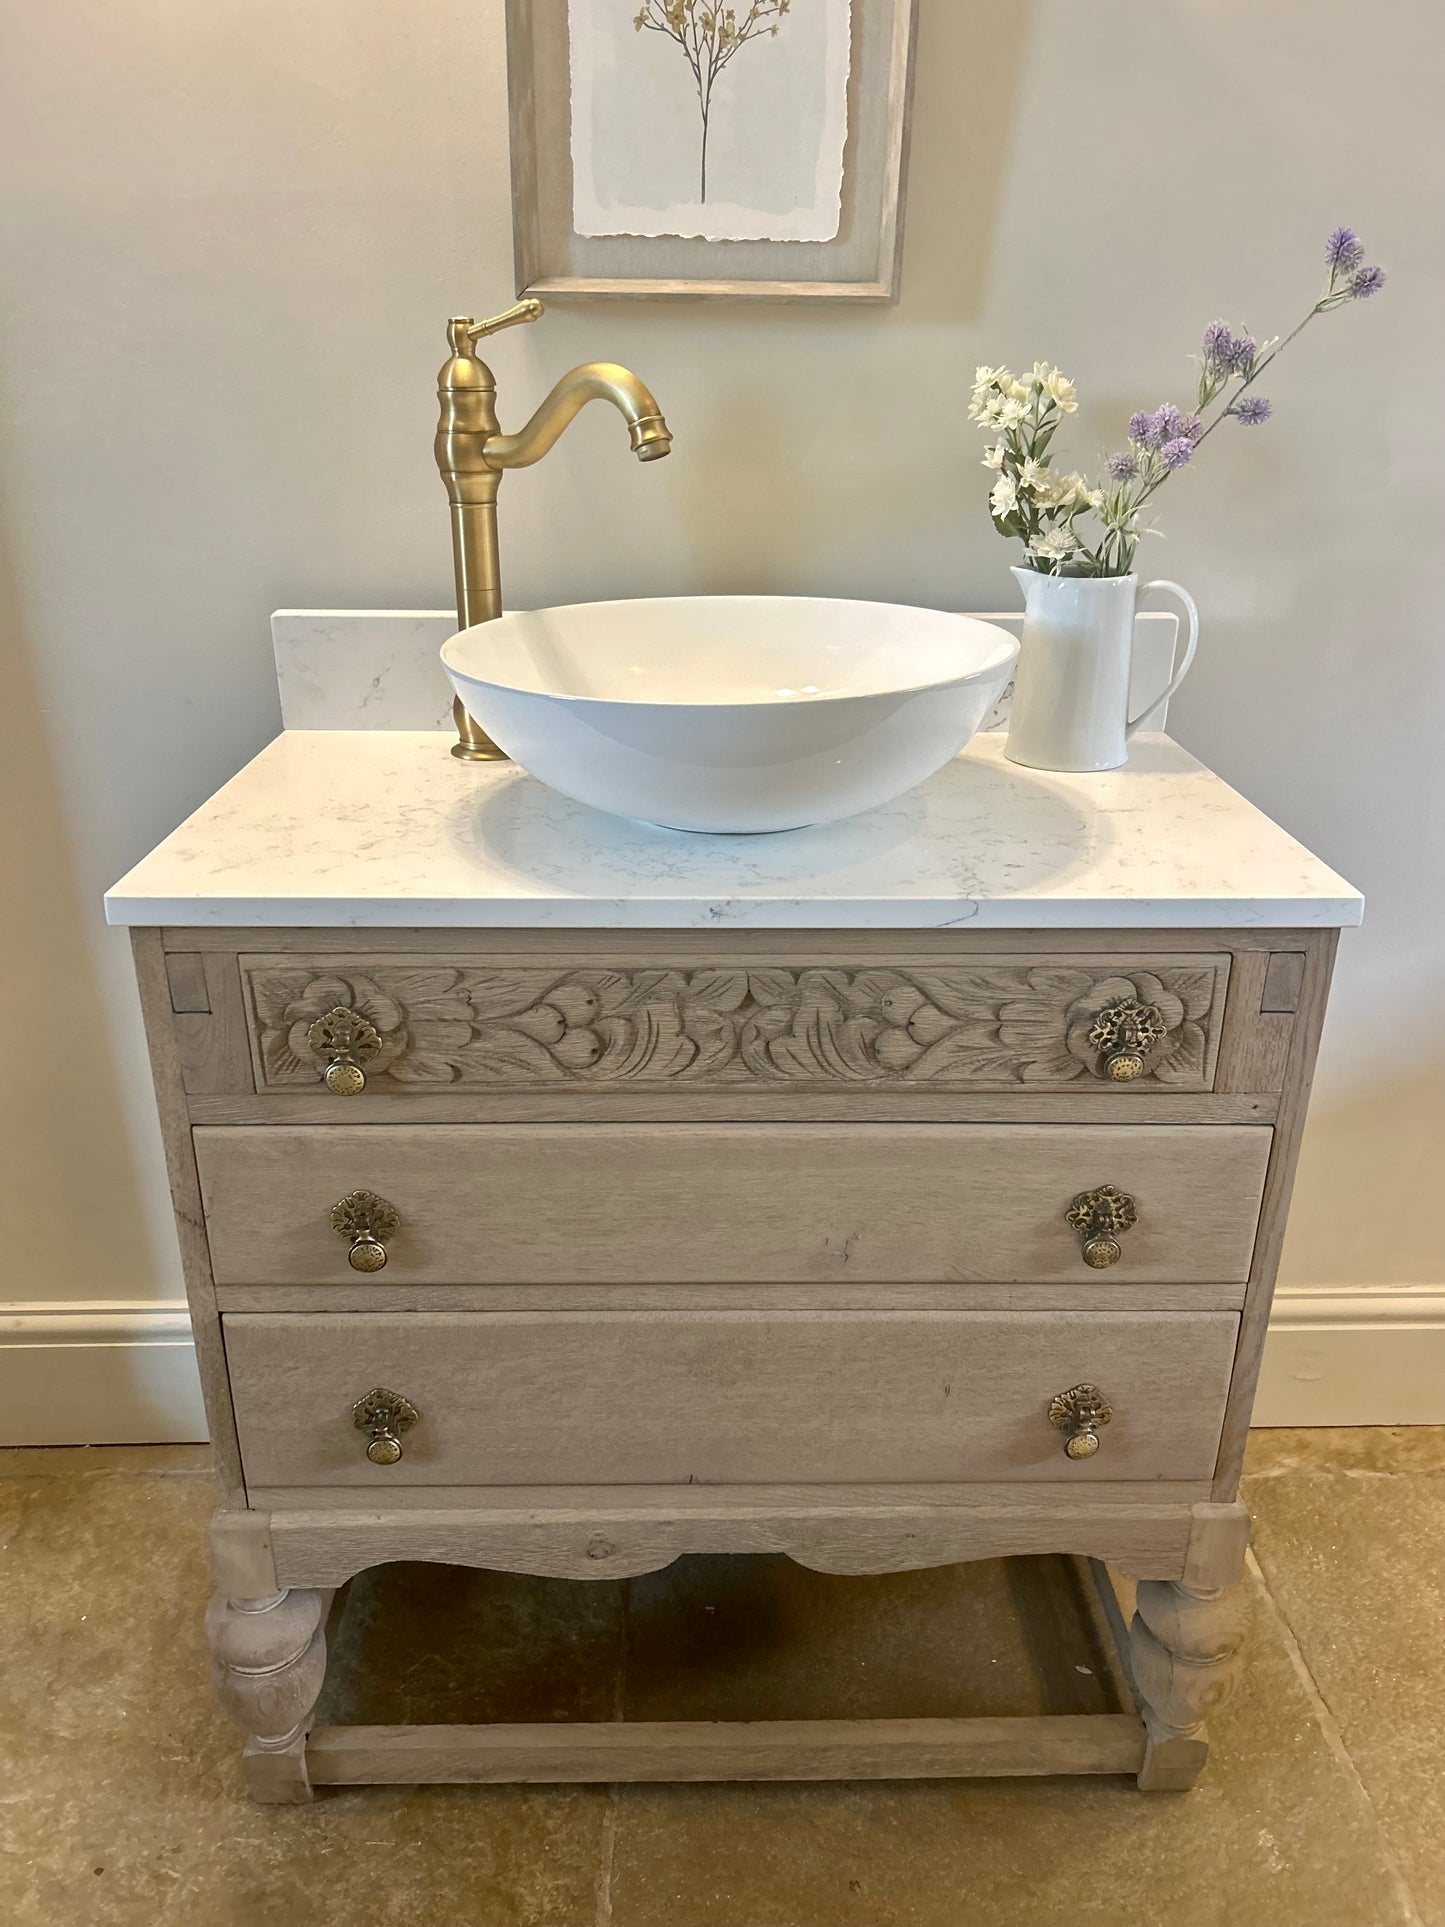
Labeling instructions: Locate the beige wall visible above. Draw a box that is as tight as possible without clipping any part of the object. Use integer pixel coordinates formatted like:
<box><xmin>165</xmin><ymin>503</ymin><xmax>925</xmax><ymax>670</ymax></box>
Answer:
<box><xmin>2</xmin><ymin>3</ymin><xmax>1440</xmax><ymax>1334</ymax></box>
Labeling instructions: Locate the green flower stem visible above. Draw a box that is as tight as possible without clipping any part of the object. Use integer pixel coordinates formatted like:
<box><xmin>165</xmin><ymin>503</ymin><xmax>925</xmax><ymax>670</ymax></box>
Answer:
<box><xmin>1127</xmin><ymin>300</ymin><xmax>1323</xmax><ymax>523</ymax></box>
<box><xmin>979</xmin><ymin>252</ymin><xmax>1376</xmax><ymax>577</ymax></box>
<box><xmin>1126</xmin><ymin>259</ymin><xmax>1355</xmax><ymax>527</ymax></box>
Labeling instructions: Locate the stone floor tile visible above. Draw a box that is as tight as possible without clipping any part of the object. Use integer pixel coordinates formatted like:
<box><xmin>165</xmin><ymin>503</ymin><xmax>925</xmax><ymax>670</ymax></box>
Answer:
<box><xmin>622</xmin><ymin>1553</ymin><xmax>1122</xmax><ymax>1721</ymax></box>
<box><xmin>322</xmin><ymin>1561</ymin><xmax>628</xmax><ymax>1725</ymax></box>
<box><xmin>0</xmin><ymin>1444</ymin><xmax>214</xmax><ymax>1482</ymax></box>
<box><xmin>1246</xmin><ymin>1427</ymin><xmax>1445</xmax><ymax>1476</ymax></box>
<box><xmin>0</xmin><ymin>1470</ymin><xmax>608</xmax><ymax>1927</ymax></box>
<box><xmin>3</xmin><ymin>1434</ymin><xmax>1436</xmax><ymax>1927</ymax></box>
<box><xmin>1246</xmin><ymin>1457</ymin><xmax>1445</xmax><ymax>1924</ymax></box>
<box><xmin>605</xmin><ymin>1566</ymin><xmax>1415</xmax><ymax>1927</ymax></box>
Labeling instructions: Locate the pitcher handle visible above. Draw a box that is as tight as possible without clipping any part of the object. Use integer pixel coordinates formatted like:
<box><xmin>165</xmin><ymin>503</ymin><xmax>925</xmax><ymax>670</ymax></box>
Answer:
<box><xmin>1127</xmin><ymin>579</ymin><xmax>1199</xmax><ymax>735</ymax></box>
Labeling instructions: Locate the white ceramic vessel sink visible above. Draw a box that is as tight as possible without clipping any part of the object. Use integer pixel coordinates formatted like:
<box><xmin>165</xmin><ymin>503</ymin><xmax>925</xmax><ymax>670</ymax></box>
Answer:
<box><xmin>442</xmin><ymin>595</ymin><xmax>1019</xmax><ymax>834</ymax></box>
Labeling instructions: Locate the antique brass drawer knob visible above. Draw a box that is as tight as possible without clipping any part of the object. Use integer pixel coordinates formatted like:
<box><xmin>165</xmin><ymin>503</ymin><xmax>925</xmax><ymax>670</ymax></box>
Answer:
<box><xmin>1066</xmin><ymin>1183</ymin><xmax>1139</xmax><ymax>1268</ymax></box>
<box><xmin>1087</xmin><ymin>995</ymin><xmax>1168</xmax><ymax>1082</ymax></box>
<box><xmin>328</xmin><ymin>1190</ymin><xmax>401</xmax><ymax>1272</ymax></box>
<box><xmin>1048</xmin><ymin>1383</ymin><xmax>1113</xmax><ymax>1460</ymax></box>
<box><xmin>307</xmin><ymin>1006</ymin><xmax>383</xmax><ymax>1095</ymax></box>
<box><xmin>352</xmin><ymin>1386</ymin><xmax>419</xmax><ymax>1465</ymax></box>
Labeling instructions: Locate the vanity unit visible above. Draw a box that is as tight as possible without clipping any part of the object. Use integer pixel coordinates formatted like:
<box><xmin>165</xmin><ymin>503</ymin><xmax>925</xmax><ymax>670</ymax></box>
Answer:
<box><xmin>106</xmin><ymin>719</ymin><xmax>1360</xmax><ymax>1800</ymax></box>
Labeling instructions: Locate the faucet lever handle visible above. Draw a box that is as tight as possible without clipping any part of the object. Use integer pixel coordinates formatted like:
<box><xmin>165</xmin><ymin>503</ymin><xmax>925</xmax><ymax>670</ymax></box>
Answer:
<box><xmin>467</xmin><ymin>299</ymin><xmax>545</xmax><ymax>342</ymax></box>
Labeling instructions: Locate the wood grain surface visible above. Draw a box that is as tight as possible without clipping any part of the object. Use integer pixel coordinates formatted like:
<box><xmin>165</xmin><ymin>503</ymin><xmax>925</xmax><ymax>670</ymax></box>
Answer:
<box><xmin>195</xmin><ymin>1121</ymin><xmax>1270</xmax><ymax>1287</ymax></box>
<box><xmin>224</xmin><ymin>1307</ymin><xmax>1237</xmax><ymax>1489</ymax></box>
<box><xmin>306</xmin><ymin>1714</ymin><xmax>1145</xmax><ymax>1785</ymax></box>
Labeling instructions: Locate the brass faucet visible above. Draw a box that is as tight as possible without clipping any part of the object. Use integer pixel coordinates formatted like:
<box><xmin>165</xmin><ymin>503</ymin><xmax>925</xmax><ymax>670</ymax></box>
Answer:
<box><xmin>434</xmin><ymin>299</ymin><xmax>673</xmax><ymax>760</ymax></box>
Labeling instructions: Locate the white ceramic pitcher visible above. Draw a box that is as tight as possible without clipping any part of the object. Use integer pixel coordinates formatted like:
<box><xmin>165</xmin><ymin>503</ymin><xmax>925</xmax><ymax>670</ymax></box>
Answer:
<box><xmin>1004</xmin><ymin>568</ymin><xmax>1199</xmax><ymax>773</ymax></box>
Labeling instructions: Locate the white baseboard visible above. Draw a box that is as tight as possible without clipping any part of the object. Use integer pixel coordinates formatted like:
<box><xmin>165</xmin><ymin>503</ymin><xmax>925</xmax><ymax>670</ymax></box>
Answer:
<box><xmin>0</xmin><ymin>1302</ymin><xmax>207</xmax><ymax>1446</ymax></box>
<box><xmin>1</xmin><ymin>1290</ymin><xmax>1441</xmax><ymax>1446</ymax></box>
<box><xmin>1255</xmin><ymin>1287</ymin><xmax>1445</xmax><ymax>1427</ymax></box>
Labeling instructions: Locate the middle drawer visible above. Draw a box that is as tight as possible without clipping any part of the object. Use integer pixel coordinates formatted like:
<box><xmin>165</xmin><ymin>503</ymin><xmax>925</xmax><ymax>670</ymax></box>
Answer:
<box><xmin>194</xmin><ymin>1123</ymin><xmax>1270</xmax><ymax>1286</ymax></box>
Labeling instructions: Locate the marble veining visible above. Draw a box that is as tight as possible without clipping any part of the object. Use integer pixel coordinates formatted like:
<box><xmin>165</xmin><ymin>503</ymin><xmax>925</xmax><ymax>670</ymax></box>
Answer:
<box><xmin>273</xmin><ymin>611</ymin><xmax>458</xmax><ymax>731</ymax></box>
<box><xmin>104</xmin><ymin>729</ymin><xmax>1363</xmax><ymax>929</ymax></box>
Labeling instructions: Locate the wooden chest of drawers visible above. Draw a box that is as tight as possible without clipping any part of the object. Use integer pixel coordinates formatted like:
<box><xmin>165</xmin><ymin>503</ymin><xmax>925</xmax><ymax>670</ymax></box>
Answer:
<box><xmin>134</xmin><ymin>924</ymin><xmax>1334</xmax><ymax>1799</ymax></box>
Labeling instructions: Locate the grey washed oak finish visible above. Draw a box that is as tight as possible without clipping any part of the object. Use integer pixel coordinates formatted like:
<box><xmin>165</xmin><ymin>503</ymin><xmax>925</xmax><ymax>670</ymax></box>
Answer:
<box><xmin>131</xmin><ymin>924</ymin><xmax>1335</xmax><ymax>1799</ymax></box>
<box><xmin>193</xmin><ymin>1123</ymin><xmax>1268</xmax><ymax>1287</ymax></box>
<box><xmin>224</xmin><ymin>1309</ymin><xmax>1238</xmax><ymax>1489</ymax></box>
<box><xmin>239</xmin><ymin>953</ymin><xmax>1230</xmax><ymax>1094</ymax></box>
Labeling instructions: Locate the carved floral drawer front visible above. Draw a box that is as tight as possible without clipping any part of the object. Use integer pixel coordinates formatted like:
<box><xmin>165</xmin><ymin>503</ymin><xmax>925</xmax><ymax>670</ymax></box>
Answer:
<box><xmin>241</xmin><ymin>953</ymin><xmax>1231</xmax><ymax>1095</ymax></box>
<box><xmin>224</xmin><ymin>1308</ymin><xmax>1239</xmax><ymax>1489</ymax></box>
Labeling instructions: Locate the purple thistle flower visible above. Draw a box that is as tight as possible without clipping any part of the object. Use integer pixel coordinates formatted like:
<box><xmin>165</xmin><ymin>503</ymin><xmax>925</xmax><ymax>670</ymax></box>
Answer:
<box><xmin>1202</xmin><ymin>322</ymin><xmax>1257</xmax><ymax>377</ymax></box>
<box><xmin>1349</xmin><ymin>264</ymin><xmax>1387</xmax><ymax>299</ymax></box>
<box><xmin>1232</xmin><ymin>395</ymin><xmax>1272</xmax><ymax>426</ymax></box>
<box><xmin>1202</xmin><ymin>320</ymin><xmax>1233</xmax><ymax>363</ymax></box>
<box><xmin>1224</xmin><ymin>332</ymin><xmax>1258</xmax><ymax>374</ymax></box>
<box><xmin>1133</xmin><ymin>407</ymin><xmax>1179</xmax><ymax>449</ymax></box>
<box><xmin>1107</xmin><ymin>450</ymin><xmax>1138</xmax><ymax>481</ymax></box>
<box><xmin>1179</xmin><ymin>411</ymin><xmax>1205</xmax><ymax>444</ymax></box>
<box><xmin>1325</xmin><ymin>226</ymin><xmax>1364</xmax><ymax>273</ymax></box>
<box><xmin>1161</xmin><ymin>437</ymin><xmax>1195</xmax><ymax>469</ymax></box>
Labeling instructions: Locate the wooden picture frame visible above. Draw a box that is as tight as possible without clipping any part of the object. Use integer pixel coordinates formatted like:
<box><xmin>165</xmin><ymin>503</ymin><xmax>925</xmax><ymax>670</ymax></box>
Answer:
<box><xmin>506</xmin><ymin>0</ymin><xmax>919</xmax><ymax>303</ymax></box>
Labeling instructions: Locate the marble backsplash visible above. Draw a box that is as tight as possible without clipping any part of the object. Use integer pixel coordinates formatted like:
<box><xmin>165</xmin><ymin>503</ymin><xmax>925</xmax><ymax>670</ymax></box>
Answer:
<box><xmin>271</xmin><ymin>607</ymin><xmax>1183</xmax><ymax>734</ymax></box>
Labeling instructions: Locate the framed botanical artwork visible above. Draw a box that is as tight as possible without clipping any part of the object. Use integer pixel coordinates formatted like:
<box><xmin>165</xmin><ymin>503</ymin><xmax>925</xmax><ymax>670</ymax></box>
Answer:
<box><xmin>506</xmin><ymin>0</ymin><xmax>919</xmax><ymax>302</ymax></box>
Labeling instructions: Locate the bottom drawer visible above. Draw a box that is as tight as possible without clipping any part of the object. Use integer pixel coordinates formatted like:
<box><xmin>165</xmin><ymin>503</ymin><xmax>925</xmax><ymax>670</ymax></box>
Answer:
<box><xmin>225</xmin><ymin>1310</ymin><xmax>1237</xmax><ymax>1489</ymax></box>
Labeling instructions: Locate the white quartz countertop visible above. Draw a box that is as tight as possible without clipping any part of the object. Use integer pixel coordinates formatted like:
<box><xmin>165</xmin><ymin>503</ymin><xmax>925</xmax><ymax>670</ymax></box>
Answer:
<box><xmin>104</xmin><ymin>729</ymin><xmax>1361</xmax><ymax>931</ymax></box>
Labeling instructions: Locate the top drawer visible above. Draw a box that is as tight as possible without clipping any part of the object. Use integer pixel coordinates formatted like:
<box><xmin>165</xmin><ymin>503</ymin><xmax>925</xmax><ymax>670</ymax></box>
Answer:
<box><xmin>237</xmin><ymin>951</ymin><xmax>1232</xmax><ymax>1097</ymax></box>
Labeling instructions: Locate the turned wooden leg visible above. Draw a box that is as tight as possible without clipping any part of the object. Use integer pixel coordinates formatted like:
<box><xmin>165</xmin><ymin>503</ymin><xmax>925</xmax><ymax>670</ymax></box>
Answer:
<box><xmin>204</xmin><ymin>1586</ymin><xmax>332</xmax><ymax>1802</ymax></box>
<box><xmin>1129</xmin><ymin>1579</ymin><xmax>1250</xmax><ymax>1791</ymax></box>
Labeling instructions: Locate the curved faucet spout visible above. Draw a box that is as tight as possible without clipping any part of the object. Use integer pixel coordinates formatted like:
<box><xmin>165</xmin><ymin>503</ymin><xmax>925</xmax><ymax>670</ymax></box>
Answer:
<box><xmin>484</xmin><ymin>362</ymin><xmax>672</xmax><ymax>470</ymax></box>
<box><xmin>436</xmin><ymin>307</ymin><xmax>672</xmax><ymax>761</ymax></box>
